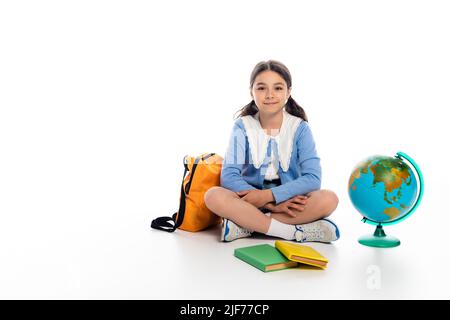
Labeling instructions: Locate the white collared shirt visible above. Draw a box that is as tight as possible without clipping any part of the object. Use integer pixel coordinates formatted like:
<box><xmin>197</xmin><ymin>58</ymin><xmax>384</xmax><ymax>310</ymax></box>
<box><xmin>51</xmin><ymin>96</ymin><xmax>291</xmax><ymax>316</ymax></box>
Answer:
<box><xmin>241</xmin><ymin>108</ymin><xmax>303</xmax><ymax>179</ymax></box>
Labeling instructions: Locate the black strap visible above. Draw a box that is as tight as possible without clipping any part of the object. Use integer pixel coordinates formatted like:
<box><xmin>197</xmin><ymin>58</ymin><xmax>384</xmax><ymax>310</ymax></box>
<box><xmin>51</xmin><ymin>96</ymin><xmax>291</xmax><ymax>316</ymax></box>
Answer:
<box><xmin>151</xmin><ymin>164</ymin><xmax>188</xmax><ymax>232</ymax></box>
<box><xmin>150</xmin><ymin>213</ymin><xmax>178</xmax><ymax>232</ymax></box>
<box><xmin>150</xmin><ymin>153</ymin><xmax>216</xmax><ymax>233</ymax></box>
<box><xmin>201</xmin><ymin>153</ymin><xmax>215</xmax><ymax>161</ymax></box>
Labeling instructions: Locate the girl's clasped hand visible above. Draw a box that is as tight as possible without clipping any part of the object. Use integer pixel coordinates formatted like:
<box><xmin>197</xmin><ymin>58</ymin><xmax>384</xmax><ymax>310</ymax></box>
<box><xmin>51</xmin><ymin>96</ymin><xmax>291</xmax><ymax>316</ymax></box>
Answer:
<box><xmin>236</xmin><ymin>190</ymin><xmax>309</xmax><ymax>217</ymax></box>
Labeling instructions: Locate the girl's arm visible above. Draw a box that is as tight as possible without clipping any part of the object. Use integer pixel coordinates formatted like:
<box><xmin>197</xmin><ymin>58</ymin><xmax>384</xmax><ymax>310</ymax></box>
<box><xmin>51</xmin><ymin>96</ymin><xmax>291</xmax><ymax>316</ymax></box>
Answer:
<box><xmin>220</xmin><ymin>120</ymin><xmax>257</xmax><ymax>193</ymax></box>
<box><xmin>270</xmin><ymin>122</ymin><xmax>321</xmax><ymax>204</ymax></box>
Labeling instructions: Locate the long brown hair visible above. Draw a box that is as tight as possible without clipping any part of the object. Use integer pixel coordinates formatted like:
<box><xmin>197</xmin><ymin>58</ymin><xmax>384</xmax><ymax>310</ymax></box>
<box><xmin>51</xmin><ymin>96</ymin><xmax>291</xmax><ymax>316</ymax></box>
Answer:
<box><xmin>234</xmin><ymin>60</ymin><xmax>308</xmax><ymax>121</ymax></box>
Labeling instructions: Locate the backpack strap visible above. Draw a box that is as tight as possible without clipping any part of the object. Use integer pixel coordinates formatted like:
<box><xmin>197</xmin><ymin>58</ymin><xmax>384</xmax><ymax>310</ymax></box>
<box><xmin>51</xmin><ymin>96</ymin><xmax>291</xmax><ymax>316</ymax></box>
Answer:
<box><xmin>151</xmin><ymin>154</ymin><xmax>215</xmax><ymax>232</ymax></box>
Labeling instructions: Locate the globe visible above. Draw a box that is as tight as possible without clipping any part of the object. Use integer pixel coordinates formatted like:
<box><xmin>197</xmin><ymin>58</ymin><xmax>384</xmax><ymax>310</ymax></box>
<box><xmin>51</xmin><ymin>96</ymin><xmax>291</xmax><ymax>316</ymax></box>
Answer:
<box><xmin>348</xmin><ymin>152</ymin><xmax>424</xmax><ymax>247</ymax></box>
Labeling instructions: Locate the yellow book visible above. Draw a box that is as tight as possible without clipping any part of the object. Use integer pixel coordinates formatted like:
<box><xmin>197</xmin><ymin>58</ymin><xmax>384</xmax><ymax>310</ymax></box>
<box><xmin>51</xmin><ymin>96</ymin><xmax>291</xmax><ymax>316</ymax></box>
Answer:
<box><xmin>274</xmin><ymin>240</ymin><xmax>328</xmax><ymax>269</ymax></box>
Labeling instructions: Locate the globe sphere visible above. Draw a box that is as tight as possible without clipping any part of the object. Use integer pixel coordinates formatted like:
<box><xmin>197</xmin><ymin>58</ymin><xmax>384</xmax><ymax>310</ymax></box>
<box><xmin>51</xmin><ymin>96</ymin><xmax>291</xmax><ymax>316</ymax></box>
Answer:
<box><xmin>348</xmin><ymin>155</ymin><xmax>418</xmax><ymax>224</ymax></box>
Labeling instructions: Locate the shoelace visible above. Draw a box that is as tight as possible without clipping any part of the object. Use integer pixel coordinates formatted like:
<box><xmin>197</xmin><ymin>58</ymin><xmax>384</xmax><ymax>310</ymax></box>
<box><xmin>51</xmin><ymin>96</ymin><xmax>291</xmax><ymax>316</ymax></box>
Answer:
<box><xmin>303</xmin><ymin>230</ymin><xmax>325</xmax><ymax>241</ymax></box>
<box><xmin>235</xmin><ymin>226</ymin><xmax>251</xmax><ymax>238</ymax></box>
<box><xmin>297</xmin><ymin>223</ymin><xmax>327</xmax><ymax>241</ymax></box>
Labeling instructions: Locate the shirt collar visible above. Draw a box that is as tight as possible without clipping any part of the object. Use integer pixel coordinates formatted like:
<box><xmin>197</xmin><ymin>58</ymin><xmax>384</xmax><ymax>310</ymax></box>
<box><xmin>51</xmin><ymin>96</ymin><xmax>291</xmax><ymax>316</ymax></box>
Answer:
<box><xmin>241</xmin><ymin>108</ymin><xmax>302</xmax><ymax>171</ymax></box>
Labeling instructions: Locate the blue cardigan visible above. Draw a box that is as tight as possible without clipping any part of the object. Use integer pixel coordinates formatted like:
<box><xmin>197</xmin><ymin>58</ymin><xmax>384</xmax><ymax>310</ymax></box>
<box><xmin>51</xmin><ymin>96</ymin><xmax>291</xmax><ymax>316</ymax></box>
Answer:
<box><xmin>220</xmin><ymin>117</ymin><xmax>321</xmax><ymax>204</ymax></box>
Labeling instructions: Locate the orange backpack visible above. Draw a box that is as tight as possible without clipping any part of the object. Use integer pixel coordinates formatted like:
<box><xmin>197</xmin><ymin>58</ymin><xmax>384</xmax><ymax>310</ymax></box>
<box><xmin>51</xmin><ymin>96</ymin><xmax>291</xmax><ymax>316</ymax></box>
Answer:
<box><xmin>151</xmin><ymin>153</ymin><xmax>223</xmax><ymax>232</ymax></box>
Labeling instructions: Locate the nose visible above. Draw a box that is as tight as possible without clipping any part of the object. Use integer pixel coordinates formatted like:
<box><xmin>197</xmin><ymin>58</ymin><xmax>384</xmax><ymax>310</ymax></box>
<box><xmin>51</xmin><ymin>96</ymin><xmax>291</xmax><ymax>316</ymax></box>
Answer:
<box><xmin>265</xmin><ymin>89</ymin><xmax>275</xmax><ymax>99</ymax></box>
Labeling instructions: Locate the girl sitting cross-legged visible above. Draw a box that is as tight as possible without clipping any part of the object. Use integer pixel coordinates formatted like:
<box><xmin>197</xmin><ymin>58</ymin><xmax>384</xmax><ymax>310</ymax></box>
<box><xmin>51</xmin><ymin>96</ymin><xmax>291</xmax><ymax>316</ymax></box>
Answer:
<box><xmin>204</xmin><ymin>60</ymin><xmax>340</xmax><ymax>243</ymax></box>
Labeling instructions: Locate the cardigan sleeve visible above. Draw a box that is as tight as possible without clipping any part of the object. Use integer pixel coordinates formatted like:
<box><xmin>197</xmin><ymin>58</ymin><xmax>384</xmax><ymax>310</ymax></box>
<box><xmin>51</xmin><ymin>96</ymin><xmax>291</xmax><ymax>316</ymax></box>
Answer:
<box><xmin>270</xmin><ymin>122</ymin><xmax>321</xmax><ymax>204</ymax></box>
<box><xmin>220</xmin><ymin>120</ymin><xmax>258</xmax><ymax>192</ymax></box>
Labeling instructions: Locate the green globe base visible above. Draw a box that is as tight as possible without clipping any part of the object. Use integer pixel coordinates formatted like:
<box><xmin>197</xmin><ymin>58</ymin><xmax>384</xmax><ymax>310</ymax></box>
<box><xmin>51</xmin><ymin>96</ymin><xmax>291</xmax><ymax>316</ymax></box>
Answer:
<box><xmin>358</xmin><ymin>225</ymin><xmax>401</xmax><ymax>248</ymax></box>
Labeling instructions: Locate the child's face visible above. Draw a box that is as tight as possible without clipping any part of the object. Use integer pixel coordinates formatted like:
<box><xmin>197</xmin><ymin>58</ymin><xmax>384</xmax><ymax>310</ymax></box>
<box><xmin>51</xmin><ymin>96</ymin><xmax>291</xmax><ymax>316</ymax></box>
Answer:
<box><xmin>250</xmin><ymin>70</ymin><xmax>291</xmax><ymax>116</ymax></box>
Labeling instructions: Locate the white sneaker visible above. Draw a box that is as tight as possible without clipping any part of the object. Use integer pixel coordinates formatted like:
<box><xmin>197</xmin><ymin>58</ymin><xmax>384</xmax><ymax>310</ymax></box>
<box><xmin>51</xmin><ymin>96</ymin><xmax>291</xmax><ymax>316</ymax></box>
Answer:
<box><xmin>221</xmin><ymin>218</ymin><xmax>252</xmax><ymax>242</ymax></box>
<box><xmin>294</xmin><ymin>218</ymin><xmax>340</xmax><ymax>243</ymax></box>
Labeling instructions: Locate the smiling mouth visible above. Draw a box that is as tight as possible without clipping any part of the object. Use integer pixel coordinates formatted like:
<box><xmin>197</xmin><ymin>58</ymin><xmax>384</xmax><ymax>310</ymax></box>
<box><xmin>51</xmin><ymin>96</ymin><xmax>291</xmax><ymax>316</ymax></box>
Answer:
<box><xmin>264</xmin><ymin>102</ymin><xmax>278</xmax><ymax>105</ymax></box>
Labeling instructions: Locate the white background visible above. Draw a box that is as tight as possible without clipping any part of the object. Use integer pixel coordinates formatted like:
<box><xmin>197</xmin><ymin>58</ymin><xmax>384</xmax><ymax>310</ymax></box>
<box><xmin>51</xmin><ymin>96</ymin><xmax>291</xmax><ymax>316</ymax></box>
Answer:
<box><xmin>1</xmin><ymin>0</ymin><xmax>449</xmax><ymax>299</ymax></box>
